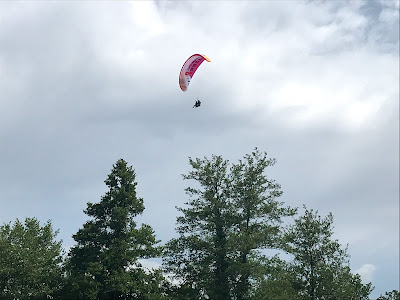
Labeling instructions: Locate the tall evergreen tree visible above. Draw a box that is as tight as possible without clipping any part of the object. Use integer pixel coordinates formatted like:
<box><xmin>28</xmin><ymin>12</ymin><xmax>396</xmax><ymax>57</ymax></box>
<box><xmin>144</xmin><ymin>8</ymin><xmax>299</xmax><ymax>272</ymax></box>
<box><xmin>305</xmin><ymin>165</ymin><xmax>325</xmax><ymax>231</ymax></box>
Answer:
<box><xmin>282</xmin><ymin>206</ymin><xmax>373</xmax><ymax>300</ymax></box>
<box><xmin>230</xmin><ymin>148</ymin><xmax>295</xmax><ymax>300</ymax></box>
<box><xmin>163</xmin><ymin>149</ymin><xmax>294</xmax><ymax>300</ymax></box>
<box><xmin>66</xmin><ymin>159</ymin><xmax>163</xmax><ymax>299</ymax></box>
<box><xmin>164</xmin><ymin>154</ymin><xmax>232</xmax><ymax>300</ymax></box>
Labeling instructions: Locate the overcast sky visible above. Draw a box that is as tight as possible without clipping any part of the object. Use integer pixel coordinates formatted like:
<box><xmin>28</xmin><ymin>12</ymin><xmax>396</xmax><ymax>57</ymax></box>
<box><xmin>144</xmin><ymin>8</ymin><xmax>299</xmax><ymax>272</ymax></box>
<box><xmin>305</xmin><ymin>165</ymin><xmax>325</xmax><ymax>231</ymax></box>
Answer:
<box><xmin>0</xmin><ymin>0</ymin><xmax>398</xmax><ymax>297</ymax></box>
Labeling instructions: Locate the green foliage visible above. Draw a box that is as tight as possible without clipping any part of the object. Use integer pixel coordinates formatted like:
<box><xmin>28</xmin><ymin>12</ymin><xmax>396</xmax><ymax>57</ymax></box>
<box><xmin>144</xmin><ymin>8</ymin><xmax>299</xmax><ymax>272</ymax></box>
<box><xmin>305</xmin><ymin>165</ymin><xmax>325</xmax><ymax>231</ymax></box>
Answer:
<box><xmin>0</xmin><ymin>154</ymin><xmax>382</xmax><ymax>300</ymax></box>
<box><xmin>66</xmin><ymin>159</ymin><xmax>164</xmax><ymax>299</ymax></box>
<box><xmin>282</xmin><ymin>206</ymin><xmax>373</xmax><ymax>300</ymax></box>
<box><xmin>378</xmin><ymin>290</ymin><xmax>400</xmax><ymax>300</ymax></box>
<box><xmin>0</xmin><ymin>217</ymin><xmax>64</xmax><ymax>300</ymax></box>
<box><xmin>230</xmin><ymin>149</ymin><xmax>296</xmax><ymax>300</ymax></box>
<box><xmin>164</xmin><ymin>154</ymin><xmax>232</xmax><ymax>300</ymax></box>
<box><xmin>253</xmin><ymin>255</ymin><xmax>301</xmax><ymax>300</ymax></box>
<box><xmin>163</xmin><ymin>148</ymin><xmax>294</xmax><ymax>300</ymax></box>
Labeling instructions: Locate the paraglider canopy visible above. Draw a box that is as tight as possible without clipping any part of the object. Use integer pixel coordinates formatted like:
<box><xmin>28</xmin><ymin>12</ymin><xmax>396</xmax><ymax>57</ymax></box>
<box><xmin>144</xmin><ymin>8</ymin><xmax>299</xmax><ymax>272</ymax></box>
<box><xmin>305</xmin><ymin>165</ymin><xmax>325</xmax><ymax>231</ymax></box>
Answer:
<box><xmin>179</xmin><ymin>54</ymin><xmax>210</xmax><ymax>92</ymax></box>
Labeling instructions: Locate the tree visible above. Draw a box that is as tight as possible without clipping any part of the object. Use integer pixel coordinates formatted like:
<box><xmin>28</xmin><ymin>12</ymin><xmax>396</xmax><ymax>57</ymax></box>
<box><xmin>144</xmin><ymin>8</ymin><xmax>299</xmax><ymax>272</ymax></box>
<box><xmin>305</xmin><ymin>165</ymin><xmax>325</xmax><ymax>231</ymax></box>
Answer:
<box><xmin>378</xmin><ymin>290</ymin><xmax>400</xmax><ymax>300</ymax></box>
<box><xmin>66</xmin><ymin>159</ymin><xmax>164</xmax><ymax>299</ymax></box>
<box><xmin>253</xmin><ymin>255</ymin><xmax>301</xmax><ymax>300</ymax></box>
<box><xmin>0</xmin><ymin>217</ymin><xmax>64</xmax><ymax>300</ymax></box>
<box><xmin>163</xmin><ymin>149</ymin><xmax>294</xmax><ymax>300</ymax></box>
<box><xmin>282</xmin><ymin>206</ymin><xmax>373</xmax><ymax>300</ymax></box>
<box><xmin>229</xmin><ymin>148</ymin><xmax>296</xmax><ymax>300</ymax></box>
<box><xmin>163</xmin><ymin>154</ymin><xmax>232</xmax><ymax>300</ymax></box>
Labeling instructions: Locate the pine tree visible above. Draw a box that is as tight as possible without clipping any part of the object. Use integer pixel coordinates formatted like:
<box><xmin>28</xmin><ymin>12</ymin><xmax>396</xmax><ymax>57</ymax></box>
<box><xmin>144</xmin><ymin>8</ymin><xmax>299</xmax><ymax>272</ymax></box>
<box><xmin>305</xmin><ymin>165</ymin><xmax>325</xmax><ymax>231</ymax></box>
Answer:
<box><xmin>164</xmin><ymin>154</ymin><xmax>232</xmax><ymax>300</ymax></box>
<box><xmin>66</xmin><ymin>159</ymin><xmax>163</xmax><ymax>299</ymax></box>
<box><xmin>282</xmin><ymin>206</ymin><xmax>373</xmax><ymax>300</ymax></box>
<box><xmin>229</xmin><ymin>148</ymin><xmax>295</xmax><ymax>300</ymax></box>
<box><xmin>163</xmin><ymin>149</ymin><xmax>294</xmax><ymax>300</ymax></box>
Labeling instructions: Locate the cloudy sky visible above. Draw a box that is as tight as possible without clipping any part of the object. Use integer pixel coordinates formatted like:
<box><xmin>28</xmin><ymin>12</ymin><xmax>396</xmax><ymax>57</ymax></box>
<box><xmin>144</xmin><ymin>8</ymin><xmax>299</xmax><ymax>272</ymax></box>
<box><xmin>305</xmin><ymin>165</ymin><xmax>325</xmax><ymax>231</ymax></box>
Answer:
<box><xmin>0</xmin><ymin>0</ymin><xmax>398</xmax><ymax>297</ymax></box>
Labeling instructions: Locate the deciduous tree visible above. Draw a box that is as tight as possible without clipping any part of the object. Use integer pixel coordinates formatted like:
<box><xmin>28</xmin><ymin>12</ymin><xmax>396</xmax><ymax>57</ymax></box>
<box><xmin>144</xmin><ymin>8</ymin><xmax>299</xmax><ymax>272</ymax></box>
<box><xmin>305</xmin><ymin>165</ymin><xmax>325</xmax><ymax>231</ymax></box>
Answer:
<box><xmin>0</xmin><ymin>218</ymin><xmax>64</xmax><ymax>300</ymax></box>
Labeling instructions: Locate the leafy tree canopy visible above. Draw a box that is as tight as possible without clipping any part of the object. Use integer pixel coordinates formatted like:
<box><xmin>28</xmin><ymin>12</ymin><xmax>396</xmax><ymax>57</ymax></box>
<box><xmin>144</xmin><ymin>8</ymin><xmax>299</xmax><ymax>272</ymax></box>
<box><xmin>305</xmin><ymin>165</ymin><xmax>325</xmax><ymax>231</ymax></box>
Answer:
<box><xmin>0</xmin><ymin>217</ymin><xmax>64</xmax><ymax>300</ymax></box>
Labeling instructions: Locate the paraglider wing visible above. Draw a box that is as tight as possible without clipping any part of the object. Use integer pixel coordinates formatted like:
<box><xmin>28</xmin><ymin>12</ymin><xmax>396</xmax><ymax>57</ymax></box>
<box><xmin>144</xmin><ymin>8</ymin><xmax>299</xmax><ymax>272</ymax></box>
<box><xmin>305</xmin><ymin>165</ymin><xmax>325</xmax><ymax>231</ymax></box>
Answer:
<box><xmin>179</xmin><ymin>54</ymin><xmax>210</xmax><ymax>92</ymax></box>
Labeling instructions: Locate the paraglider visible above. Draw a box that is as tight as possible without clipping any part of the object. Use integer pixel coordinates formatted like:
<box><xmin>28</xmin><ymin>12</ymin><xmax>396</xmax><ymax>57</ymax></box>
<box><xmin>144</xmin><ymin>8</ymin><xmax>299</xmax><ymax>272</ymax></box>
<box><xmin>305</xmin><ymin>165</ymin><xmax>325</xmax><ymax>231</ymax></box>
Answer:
<box><xmin>193</xmin><ymin>98</ymin><xmax>201</xmax><ymax>108</ymax></box>
<box><xmin>179</xmin><ymin>54</ymin><xmax>210</xmax><ymax>108</ymax></box>
<box><xmin>179</xmin><ymin>54</ymin><xmax>210</xmax><ymax>92</ymax></box>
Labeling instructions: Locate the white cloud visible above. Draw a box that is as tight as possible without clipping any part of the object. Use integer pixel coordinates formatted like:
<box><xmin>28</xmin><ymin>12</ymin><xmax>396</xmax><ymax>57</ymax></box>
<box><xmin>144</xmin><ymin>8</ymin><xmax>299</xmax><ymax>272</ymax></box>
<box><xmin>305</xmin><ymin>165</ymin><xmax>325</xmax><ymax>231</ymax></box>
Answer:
<box><xmin>130</xmin><ymin>1</ymin><xmax>166</xmax><ymax>37</ymax></box>
<box><xmin>138</xmin><ymin>1</ymin><xmax>398</xmax><ymax>131</ymax></box>
<box><xmin>354</xmin><ymin>264</ymin><xmax>377</xmax><ymax>283</ymax></box>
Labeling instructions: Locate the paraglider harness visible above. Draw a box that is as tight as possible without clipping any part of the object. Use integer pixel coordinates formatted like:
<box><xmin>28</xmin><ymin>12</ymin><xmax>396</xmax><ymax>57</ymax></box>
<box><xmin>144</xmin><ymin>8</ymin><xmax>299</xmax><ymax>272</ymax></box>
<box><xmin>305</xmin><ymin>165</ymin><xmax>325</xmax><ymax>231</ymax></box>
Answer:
<box><xmin>193</xmin><ymin>98</ymin><xmax>201</xmax><ymax>108</ymax></box>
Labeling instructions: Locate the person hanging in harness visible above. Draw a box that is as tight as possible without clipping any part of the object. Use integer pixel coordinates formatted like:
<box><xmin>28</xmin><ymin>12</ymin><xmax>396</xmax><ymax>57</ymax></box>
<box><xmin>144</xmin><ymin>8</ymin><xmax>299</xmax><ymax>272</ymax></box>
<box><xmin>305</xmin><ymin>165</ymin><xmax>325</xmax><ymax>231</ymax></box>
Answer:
<box><xmin>193</xmin><ymin>98</ymin><xmax>201</xmax><ymax>108</ymax></box>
